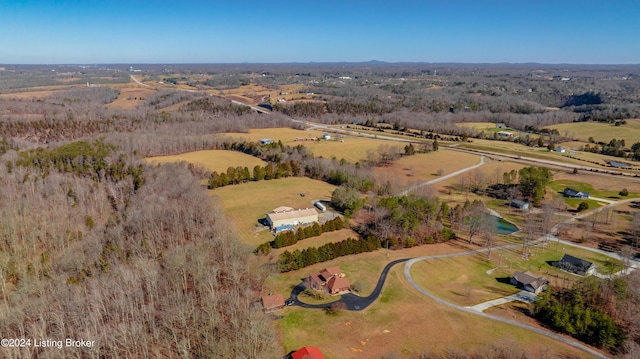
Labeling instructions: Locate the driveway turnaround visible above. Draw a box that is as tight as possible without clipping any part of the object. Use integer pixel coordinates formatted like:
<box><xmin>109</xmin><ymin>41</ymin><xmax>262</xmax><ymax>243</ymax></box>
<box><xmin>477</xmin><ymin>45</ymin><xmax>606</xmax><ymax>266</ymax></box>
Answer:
<box><xmin>287</xmin><ymin>258</ymin><xmax>409</xmax><ymax>311</ymax></box>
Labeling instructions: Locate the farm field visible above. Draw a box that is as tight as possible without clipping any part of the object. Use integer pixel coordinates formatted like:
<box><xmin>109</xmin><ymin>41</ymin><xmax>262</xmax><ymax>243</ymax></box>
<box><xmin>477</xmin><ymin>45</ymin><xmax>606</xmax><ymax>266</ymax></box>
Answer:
<box><xmin>106</xmin><ymin>86</ymin><xmax>156</xmax><ymax>109</ymax></box>
<box><xmin>223</xmin><ymin>127</ymin><xmax>411</xmax><ymax>163</ymax></box>
<box><xmin>545</xmin><ymin>119</ymin><xmax>640</xmax><ymax>145</ymax></box>
<box><xmin>210</xmin><ymin>177</ymin><xmax>336</xmax><ymax>245</ymax></box>
<box><xmin>272</xmin><ymin>242</ymin><xmax>595</xmax><ymax>359</ymax></box>
<box><xmin>374</xmin><ymin>150</ymin><xmax>480</xmax><ymax>190</ymax></box>
<box><xmin>145</xmin><ymin>149</ymin><xmax>266</xmax><ymax>173</ymax></box>
<box><xmin>552</xmin><ymin>171</ymin><xmax>640</xmax><ymax>196</ymax></box>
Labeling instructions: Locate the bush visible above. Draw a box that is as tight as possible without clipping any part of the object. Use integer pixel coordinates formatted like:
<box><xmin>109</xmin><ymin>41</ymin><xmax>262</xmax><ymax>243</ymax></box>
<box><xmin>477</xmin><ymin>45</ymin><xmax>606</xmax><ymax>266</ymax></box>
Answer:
<box><xmin>577</xmin><ymin>201</ymin><xmax>589</xmax><ymax>212</ymax></box>
<box><xmin>619</xmin><ymin>188</ymin><xmax>629</xmax><ymax>197</ymax></box>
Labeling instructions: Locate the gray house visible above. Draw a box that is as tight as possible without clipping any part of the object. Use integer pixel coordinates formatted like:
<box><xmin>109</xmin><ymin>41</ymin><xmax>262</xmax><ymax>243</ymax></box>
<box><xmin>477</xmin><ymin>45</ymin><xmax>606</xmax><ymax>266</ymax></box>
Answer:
<box><xmin>554</xmin><ymin>254</ymin><xmax>596</xmax><ymax>276</ymax></box>
<box><xmin>510</xmin><ymin>271</ymin><xmax>549</xmax><ymax>294</ymax></box>
<box><xmin>562</xmin><ymin>188</ymin><xmax>589</xmax><ymax>199</ymax></box>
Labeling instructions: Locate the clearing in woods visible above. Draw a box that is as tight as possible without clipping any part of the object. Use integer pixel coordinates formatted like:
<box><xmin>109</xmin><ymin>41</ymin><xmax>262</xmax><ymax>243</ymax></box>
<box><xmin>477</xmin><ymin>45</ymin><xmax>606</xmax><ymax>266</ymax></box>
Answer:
<box><xmin>223</xmin><ymin>127</ymin><xmax>412</xmax><ymax>163</ymax></box>
<box><xmin>107</xmin><ymin>87</ymin><xmax>156</xmax><ymax>109</ymax></box>
<box><xmin>145</xmin><ymin>150</ymin><xmax>266</xmax><ymax>174</ymax></box>
<box><xmin>210</xmin><ymin>177</ymin><xmax>336</xmax><ymax>245</ymax></box>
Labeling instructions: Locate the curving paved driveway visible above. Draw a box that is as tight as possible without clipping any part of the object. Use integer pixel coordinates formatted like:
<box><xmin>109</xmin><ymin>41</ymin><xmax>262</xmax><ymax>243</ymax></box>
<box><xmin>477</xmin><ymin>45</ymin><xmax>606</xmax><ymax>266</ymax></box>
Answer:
<box><xmin>287</xmin><ymin>258</ymin><xmax>409</xmax><ymax>311</ymax></box>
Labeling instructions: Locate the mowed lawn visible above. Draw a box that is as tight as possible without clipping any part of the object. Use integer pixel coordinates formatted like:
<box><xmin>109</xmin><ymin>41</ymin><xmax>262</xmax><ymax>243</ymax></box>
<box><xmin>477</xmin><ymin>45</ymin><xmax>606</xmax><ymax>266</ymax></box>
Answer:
<box><xmin>273</xmin><ymin>241</ymin><xmax>594</xmax><ymax>359</ymax></box>
<box><xmin>545</xmin><ymin>119</ymin><xmax>640</xmax><ymax>145</ymax></box>
<box><xmin>145</xmin><ymin>150</ymin><xmax>266</xmax><ymax>173</ymax></box>
<box><xmin>210</xmin><ymin>177</ymin><xmax>336</xmax><ymax>245</ymax></box>
<box><xmin>411</xmin><ymin>243</ymin><xmax>622</xmax><ymax>307</ymax></box>
<box><xmin>375</xmin><ymin>150</ymin><xmax>481</xmax><ymax>190</ymax></box>
<box><xmin>223</xmin><ymin>127</ymin><xmax>413</xmax><ymax>163</ymax></box>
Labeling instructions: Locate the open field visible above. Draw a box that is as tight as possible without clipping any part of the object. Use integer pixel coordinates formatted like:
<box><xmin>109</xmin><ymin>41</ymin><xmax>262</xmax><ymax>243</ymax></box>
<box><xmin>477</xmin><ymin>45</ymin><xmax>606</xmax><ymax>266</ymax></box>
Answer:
<box><xmin>271</xmin><ymin>241</ymin><xmax>598</xmax><ymax>359</ymax></box>
<box><xmin>552</xmin><ymin>171</ymin><xmax>640</xmax><ymax>195</ymax></box>
<box><xmin>546</xmin><ymin>119</ymin><xmax>640</xmax><ymax>144</ymax></box>
<box><xmin>106</xmin><ymin>87</ymin><xmax>156</xmax><ymax>109</ymax></box>
<box><xmin>0</xmin><ymin>89</ymin><xmax>60</xmax><ymax>99</ymax></box>
<box><xmin>145</xmin><ymin>150</ymin><xmax>266</xmax><ymax>173</ymax></box>
<box><xmin>222</xmin><ymin>127</ymin><xmax>411</xmax><ymax>163</ymax></box>
<box><xmin>549</xmin><ymin>179</ymin><xmax>640</xmax><ymax>199</ymax></box>
<box><xmin>374</xmin><ymin>150</ymin><xmax>480</xmax><ymax>190</ymax></box>
<box><xmin>410</xmin><ymin>244</ymin><xmax>622</xmax><ymax>307</ymax></box>
<box><xmin>210</xmin><ymin>177</ymin><xmax>336</xmax><ymax>245</ymax></box>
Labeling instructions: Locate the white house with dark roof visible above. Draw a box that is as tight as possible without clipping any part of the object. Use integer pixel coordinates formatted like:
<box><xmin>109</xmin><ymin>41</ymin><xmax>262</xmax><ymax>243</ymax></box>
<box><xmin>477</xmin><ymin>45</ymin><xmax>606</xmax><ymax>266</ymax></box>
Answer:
<box><xmin>510</xmin><ymin>271</ymin><xmax>549</xmax><ymax>294</ymax></box>
<box><xmin>562</xmin><ymin>187</ymin><xmax>590</xmax><ymax>199</ymax></box>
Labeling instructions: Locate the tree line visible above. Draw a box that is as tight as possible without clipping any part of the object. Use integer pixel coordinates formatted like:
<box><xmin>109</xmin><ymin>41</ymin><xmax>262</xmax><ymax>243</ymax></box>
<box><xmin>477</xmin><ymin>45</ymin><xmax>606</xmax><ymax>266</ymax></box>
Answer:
<box><xmin>277</xmin><ymin>236</ymin><xmax>381</xmax><ymax>272</ymax></box>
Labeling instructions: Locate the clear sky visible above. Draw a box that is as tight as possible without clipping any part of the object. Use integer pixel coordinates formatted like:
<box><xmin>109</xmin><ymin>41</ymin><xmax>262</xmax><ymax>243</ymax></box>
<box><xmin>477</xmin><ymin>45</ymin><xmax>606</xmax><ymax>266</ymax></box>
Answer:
<box><xmin>1</xmin><ymin>0</ymin><xmax>639</xmax><ymax>64</ymax></box>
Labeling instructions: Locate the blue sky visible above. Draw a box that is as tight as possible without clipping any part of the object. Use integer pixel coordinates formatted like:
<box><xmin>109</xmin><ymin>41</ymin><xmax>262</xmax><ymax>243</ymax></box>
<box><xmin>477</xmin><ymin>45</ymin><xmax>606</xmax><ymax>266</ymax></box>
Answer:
<box><xmin>1</xmin><ymin>0</ymin><xmax>638</xmax><ymax>64</ymax></box>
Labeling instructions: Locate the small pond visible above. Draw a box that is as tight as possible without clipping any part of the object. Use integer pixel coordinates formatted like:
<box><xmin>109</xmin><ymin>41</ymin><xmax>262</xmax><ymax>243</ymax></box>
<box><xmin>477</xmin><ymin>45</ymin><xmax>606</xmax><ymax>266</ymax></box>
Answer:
<box><xmin>486</xmin><ymin>214</ymin><xmax>518</xmax><ymax>235</ymax></box>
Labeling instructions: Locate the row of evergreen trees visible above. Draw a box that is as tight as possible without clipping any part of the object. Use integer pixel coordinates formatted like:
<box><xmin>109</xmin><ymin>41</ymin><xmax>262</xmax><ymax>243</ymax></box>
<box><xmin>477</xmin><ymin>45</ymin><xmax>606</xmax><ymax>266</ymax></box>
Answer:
<box><xmin>277</xmin><ymin>236</ymin><xmax>381</xmax><ymax>272</ymax></box>
<box><xmin>207</xmin><ymin>160</ymin><xmax>301</xmax><ymax>189</ymax></box>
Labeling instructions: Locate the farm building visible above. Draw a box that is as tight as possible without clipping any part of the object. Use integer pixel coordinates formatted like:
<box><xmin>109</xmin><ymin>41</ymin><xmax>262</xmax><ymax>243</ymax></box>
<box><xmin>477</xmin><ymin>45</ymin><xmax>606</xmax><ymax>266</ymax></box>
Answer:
<box><xmin>510</xmin><ymin>199</ymin><xmax>529</xmax><ymax>211</ymax></box>
<box><xmin>510</xmin><ymin>271</ymin><xmax>548</xmax><ymax>294</ymax></box>
<box><xmin>266</xmin><ymin>207</ymin><xmax>318</xmax><ymax>229</ymax></box>
<box><xmin>562</xmin><ymin>187</ymin><xmax>590</xmax><ymax>199</ymax></box>
<box><xmin>497</xmin><ymin>131</ymin><xmax>513</xmax><ymax>137</ymax></box>
<box><xmin>290</xmin><ymin>346</ymin><xmax>326</xmax><ymax>359</ymax></box>
<box><xmin>554</xmin><ymin>147</ymin><xmax>567</xmax><ymax>153</ymax></box>
<box><xmin>553</xmin><ymin>254</ymin><xmax>596</xmax><ymax>276</ymax></box>
<box><xmin>260</xmin><ymin>138</ymin><xmax>274</xmax><ymax>145</ymax></box>
<box><xmin>322</xmin><ymin>133</ymin><xmax>331</xmax><ymax>140</ymax></box>
<box><xmin>261</xmin><ymin>293</ymin><xmax>285</xmax><ymax>312</ymax></box>
<box><xmin>304</xmin><ymin>266</ymin><xmax>351</xmax><ymax>295</ymax></box>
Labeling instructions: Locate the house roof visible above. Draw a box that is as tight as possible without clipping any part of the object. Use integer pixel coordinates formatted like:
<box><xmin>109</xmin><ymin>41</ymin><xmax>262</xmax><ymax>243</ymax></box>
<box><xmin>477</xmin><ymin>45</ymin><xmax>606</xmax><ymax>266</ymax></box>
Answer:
<box><xmin>327</xmin><ymin>276</ymin><xmax>350</xmax><ymax>293</ymax></box>
<box><xmin>556</xmin><ymin>254</ymin><xmax>595</xmax><ymax>275</ymax></box>
<box><xmin>291</xmin><ymin>346</ymin><xmax>326</xmax><ymax>359</ymax></box>
<box><xmin>267</xmin><ymin>208</ymin><xmax>318</xmax><ymax>222</ymax></box>
<box><xmin>261</xmin><ymin>293</ymin><xmax>285</xmax><ymax>310</ymax></box>
<box><xmin>307</xmin><ymin>273</ymin><xmax>325</xmax><ymax>287</ymax></box>
<box><xmin>319</xmin><ymin>266</ymin><xmax>341</xmax><ymax>281</ymax></box>
<box><xmin>563</xmin><ymin>188</ymin><xmax>589</xmax><ymax>197</ymax></box>
<box><xmin>512</xmin><ymin>271</ymin><xmax>548</xmax><ymax>291</ymax></box>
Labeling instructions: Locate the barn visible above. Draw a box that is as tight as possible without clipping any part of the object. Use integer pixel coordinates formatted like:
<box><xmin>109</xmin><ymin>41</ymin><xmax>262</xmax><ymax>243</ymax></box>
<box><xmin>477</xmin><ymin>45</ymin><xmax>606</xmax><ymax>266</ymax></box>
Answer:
<box><xmin>266</xmin><ymin>207</ymin><xmax>319</xmax><ymax>229</ymax></box>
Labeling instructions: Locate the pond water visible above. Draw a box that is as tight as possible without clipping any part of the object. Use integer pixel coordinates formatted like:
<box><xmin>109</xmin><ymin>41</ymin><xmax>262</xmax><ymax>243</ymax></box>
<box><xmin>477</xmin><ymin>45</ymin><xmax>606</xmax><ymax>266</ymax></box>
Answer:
<box><xmin>486</xmin><ymin>214</ymin><xmax>518</xmax><ymax>235</ymax></box>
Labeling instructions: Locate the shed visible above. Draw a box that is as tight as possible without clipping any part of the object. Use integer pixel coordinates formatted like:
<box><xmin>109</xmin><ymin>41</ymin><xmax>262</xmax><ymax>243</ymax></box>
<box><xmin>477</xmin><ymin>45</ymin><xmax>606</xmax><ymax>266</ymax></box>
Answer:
<box><xmin>510</xmin><ymin>199</ymin><xmax>529</xmax><ymax>211</ymax></box>
<box><xmin>261</xmin><ymin>293</ymin><xmax>285</xmax><ymax>312</ymax></box>
<box><xmin>260</xmin><ymin>138</ymin><xmax>274</xmax><ymax>145</ymax></box>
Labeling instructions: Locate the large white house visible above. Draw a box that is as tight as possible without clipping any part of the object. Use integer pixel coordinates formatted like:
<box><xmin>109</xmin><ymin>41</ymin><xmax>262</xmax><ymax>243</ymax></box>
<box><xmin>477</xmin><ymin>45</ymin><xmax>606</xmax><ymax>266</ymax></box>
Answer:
<box><xmin>266</xmin><ymin>207</ymin><xmax>318</xmax><ymax>230</ymax></box>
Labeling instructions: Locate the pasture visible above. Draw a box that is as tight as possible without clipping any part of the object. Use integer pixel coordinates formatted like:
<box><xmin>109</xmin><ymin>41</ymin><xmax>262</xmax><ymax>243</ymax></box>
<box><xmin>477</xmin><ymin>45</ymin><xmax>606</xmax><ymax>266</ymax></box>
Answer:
<box><xmin>145</xmin><ymin>150</ymin><xmax>266</xmax><ymax>173</ymax></box>
<box><xmin>210</xmin><ymin>177</ymin><xmax>336</xmax><ymax>245</ymax></box>
<box><xmin>223</xmin><ymin>127</ymin><xmax>412</xmax><ymax>163</ymax></box>
<box><xmin>545</xmin><ymin>119</ymin><xmax>640</xmax><ymax>145</ymax></box>
<box><xmin>273</xmin><ymin>242</ymin><xmax>594</xmax><ymax>359</ymax></box>
<box><xmin>106</xmin><ymin>87</ymin><xmax>156</xmax><ymax>109</ymax></box>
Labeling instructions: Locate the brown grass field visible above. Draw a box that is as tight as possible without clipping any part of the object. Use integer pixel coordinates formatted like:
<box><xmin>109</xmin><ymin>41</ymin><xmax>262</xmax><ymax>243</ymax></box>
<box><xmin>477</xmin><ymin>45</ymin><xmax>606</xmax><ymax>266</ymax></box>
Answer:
<box><xmin>546</xmin><ymin>119</ymin><xmax>640</xmax><ymax>145</ymax></box>
<box><xmin>106</xmin><ymin>87</ymin><xmax>156</xmax><ymax>109</ymax></box>
<box><xmin>209</xmin><ymin>177</ymin><xmax>336</xmax><ymax>245</ymax></box>
<box><xmin>375</xmin><ymin>150</ymin><xmax>481</xmax><ymax>191</ymax></box>
<box><xmin>222</xmin><ymin>128</ymin><xmax>412</xmax><ymax>163</ymax></box>
<box><xmin>271</xmin><ymin>241</ymin><xmax>599</xmax><ymax>359</ymax></box>
<box><xmin>145</xmin><ymin>149</ymin><xmax>266</xmax><ymax>173</ymax></box>
<box><xmin>0</xmin><ymin>89</ymin><xmax>60</xmax><ymax>99</ymax></box>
